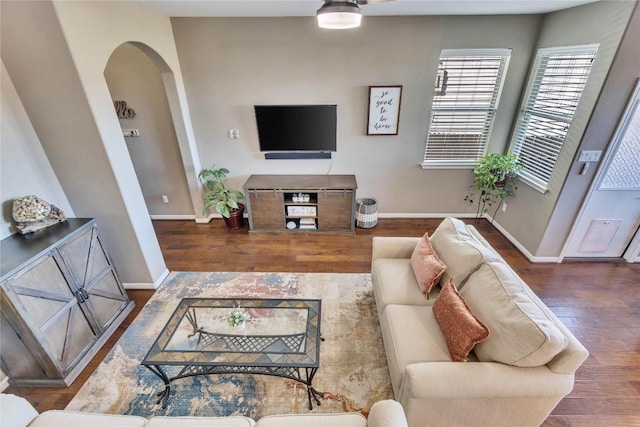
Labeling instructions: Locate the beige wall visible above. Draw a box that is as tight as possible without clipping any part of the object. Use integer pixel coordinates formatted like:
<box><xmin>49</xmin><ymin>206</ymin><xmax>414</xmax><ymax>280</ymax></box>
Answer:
<box><xmin>105</xmin><ymin>43</ymin><xmax>193</xmax><ymax>217</ymax></box>
<box><xmin>540</xmin><ymin>1</ymin><xmax>640</xmax><ymax>256</ymax></box>
<box><xmin>495</xmin><ymin>0</ymin><xmax>636</xmax><ymax>257</ymax></box>
<box><xmin>0</xmin><ymin>61</ymin><xmax>75</xmax><ymax>239</ymax></box>
<box><xmin>171</xmin><ymin>15</ymin><xmax>541</xmax><ymax>215</ymax></box>
<box><xmin>0</xmin><ymin>0</ymin><xmax>186</xmax><ymax>285</ymax></box>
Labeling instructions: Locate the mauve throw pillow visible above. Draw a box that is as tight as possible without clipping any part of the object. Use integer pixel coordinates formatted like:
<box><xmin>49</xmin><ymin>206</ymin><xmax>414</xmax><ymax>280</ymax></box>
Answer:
<box><xmin>410</xmin><ymin>232</ymin><xmax>447</xmax><ymax>298</ymax></box>
<box><xmin>433</xmin><ymin>281</ymin><xmax>490</xmax><ymax>361</ymax></box>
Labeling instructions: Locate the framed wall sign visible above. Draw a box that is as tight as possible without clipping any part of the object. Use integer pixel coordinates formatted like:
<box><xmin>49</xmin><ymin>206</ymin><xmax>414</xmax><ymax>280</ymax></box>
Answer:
<box><xmin>367</xmin><ymin>85</ymin><xmax>402</xmax><ymax>135</ymax></box>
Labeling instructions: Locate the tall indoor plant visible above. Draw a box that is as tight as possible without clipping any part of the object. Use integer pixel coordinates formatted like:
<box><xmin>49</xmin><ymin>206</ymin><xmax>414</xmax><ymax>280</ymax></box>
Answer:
<box><xmin>198</xmin><ymin>163</ymin><xmax>246</xmax><ymax>229</ymax></box>
<box><xmin>464</xmin><ymin>152</ymin><xmax>523</xmax><ymax>222</ymax></box>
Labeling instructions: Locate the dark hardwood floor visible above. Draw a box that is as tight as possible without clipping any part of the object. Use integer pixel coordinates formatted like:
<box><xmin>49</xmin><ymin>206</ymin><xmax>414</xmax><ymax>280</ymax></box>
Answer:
<box><xmin>7</xmin><ymin>218</ymin><xmax>640</xmax><ymax>426</ymax></box>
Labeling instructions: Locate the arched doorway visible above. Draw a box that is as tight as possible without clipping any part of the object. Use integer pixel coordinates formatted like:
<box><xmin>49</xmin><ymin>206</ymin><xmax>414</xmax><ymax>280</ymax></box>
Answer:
<box><xmin>104</xmin><ymin>42</ymin><xmax>194</xmax><ymax>219</ymax></box>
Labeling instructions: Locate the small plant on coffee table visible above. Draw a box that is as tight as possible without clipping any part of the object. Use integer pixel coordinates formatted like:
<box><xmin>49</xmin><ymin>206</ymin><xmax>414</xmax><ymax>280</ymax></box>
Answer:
<box><xmin>228</xmin><ymin>307</ymin><xmax>249</xmax><ymax>327</ymax></box>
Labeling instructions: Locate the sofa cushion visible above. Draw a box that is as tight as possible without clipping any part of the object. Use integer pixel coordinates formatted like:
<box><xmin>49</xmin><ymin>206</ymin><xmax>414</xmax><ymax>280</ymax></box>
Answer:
<box><xmin>256</xmin><ymin>412</ymin><xmax>366</xmax><ymax>427</ymax></box>
<box><xmin>460</xmin><ymin>262</ymin><xmax>568</xmax><ymax>367</ymax></box>
<box><xmin>433</xmin><ymin>281</ymin><xmax>489</xmax><ymax>361</ymax></box>
<box><xmin>29</xmin><ymin>411</ymin><xmax>147</xmax><ymax>427</ymax></box>
<box><xmin>430</xmin><ymin>217</ymin><xmax>499</xmax><ymax>287</ymax></box>
<box><xmin>372</xmin><ymin>259</ymin><xmax>439</xmax><ymax>317</ymax></box>
<box><xmin>147</xmin><ymin>416</ymin><xmax>256</xmax><ymax>426</ymax></box>
<box><xmin>410</xmin><ymin>232</ymin><xmax>447</xmax><ymax>298</ymax></box>
<box><xmin>379</xmin><ymin>304</ymin><xmax>450</xmax><ymax>396</ymax></box>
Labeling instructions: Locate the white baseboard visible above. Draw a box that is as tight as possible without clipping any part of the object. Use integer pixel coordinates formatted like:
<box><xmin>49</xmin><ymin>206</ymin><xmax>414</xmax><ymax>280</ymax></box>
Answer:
<box><xmin>150</xmin><ymin>215</ymin><xmax>196</xmax><ymax>220</ymax></box>
<box><xmin>195</xmin><ymin>215</ymin><xmax>216</xmax><ymax>223</ymax></box>
<box><xmin>194</xmin><ymin>213</ymin><xmax>249</xmax><ymax>224</ymax></box>
<box><xmin>486</xmin><ymin>215</ymin><xmax>560</xmax><ymax>263</ymax></box>
<box><xmin>0</xmin><ymin>376</ymin><xmax>9</xmax><ymax>392</ymax></box>
<box><xmin>123</xmin><ymin>268</ymin><xmax>170</xmax><ymax>290</ymax></box>
<box><xmin>378</xmin><ymin>213</ymin><xmax>478</xmax><ymax>219</ymax></box>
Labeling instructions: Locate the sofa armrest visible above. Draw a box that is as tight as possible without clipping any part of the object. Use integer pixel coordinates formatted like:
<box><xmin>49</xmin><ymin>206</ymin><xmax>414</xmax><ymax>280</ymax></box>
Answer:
<box><xmin>0</xmin><ymin>394</ymin><xmax>39</xmax><ymax>427</ymax></box>
<box><xmin>367</xmin><ymin>399</ymin><xmax>408</xmax><ymax>427</ymax></box>
<box><xmin>371</xmin><ymin>237</ymin><xmax>419</xmax><ymax>267</ymax></box>
<box><xmin>401</xmin><ymin>362</ymin><xmax>574</xmax><ymax>401</ymax></box>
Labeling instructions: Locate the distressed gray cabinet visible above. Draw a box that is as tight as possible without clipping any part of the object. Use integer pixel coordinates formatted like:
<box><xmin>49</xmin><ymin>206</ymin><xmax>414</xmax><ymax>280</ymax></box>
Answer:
<box><xmin>0</xmin><ymin>218</ymin><xmax>134</xmax><ymax>386</ymax></box>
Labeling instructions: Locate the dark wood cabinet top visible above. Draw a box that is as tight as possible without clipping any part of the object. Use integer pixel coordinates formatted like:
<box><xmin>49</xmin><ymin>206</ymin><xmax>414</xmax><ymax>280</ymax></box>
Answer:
<box><xmin>243</xmin><ymin>175</ymin><xmax>357</xmax><ymax>191</ymax></box>
<box><xmin>1</xmin><ymin>218</ymin><xmax>94</xmax><ymax>280</ymax></box>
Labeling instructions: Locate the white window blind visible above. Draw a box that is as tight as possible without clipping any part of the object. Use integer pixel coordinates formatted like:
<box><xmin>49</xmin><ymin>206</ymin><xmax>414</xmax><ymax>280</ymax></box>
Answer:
<box><xmin>422</xmin><ymin>49</ymin><xmax>511</xmax><ymax>167</ymax></box>
<box><xmin>512</xmin><ymin>45</ymin><xmax>598</xmax><ymax>190</ymax></box>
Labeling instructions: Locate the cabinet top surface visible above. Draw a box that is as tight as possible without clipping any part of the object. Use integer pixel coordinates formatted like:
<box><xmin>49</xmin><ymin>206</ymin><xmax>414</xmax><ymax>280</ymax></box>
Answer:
<box><xmin>0</xmin><ymin>218</ymin><xmax>94</xmax><ymax>280</ymax></box>
<box><xmin>243</xmin><ymin>174</ymin><xmax>357</xmax><ymax>190</ymax></box>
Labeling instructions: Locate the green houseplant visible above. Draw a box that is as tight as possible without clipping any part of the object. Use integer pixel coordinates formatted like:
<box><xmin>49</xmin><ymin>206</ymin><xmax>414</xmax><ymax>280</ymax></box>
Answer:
<box><xmin>198</xmin><ymin>163</ymin><xmax>246</xmax><ymax>229</ymax></box>
<box><xmin>464</xmin><ymin>152</ymin><xmax>523</xmax><ymax>222</ymax></box>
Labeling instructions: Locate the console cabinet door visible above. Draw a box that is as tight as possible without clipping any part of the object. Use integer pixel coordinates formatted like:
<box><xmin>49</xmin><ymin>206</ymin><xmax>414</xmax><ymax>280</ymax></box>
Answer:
<box><xmin>318</xmin><ymin>190</ymin><xmax>354</xmax><ymax>230</ymax></box>
<box><xmin>1</xmin><ymin>253</ymin><xmax>98</xmax><ymax>376</ymax></box>
<box><xmin>0</xmin><ymin>218</ymin><xmax>134</xmax><ymax>386</ymax></box>
<box><xmin>248</xmin><ymin>191</ymin><xmax>285</xmax><ymax>229</ymax></box>
<box><xmin>58</xmin><ymin>224</ymin><xmax>129</xmax><ymax>333</ymax></box>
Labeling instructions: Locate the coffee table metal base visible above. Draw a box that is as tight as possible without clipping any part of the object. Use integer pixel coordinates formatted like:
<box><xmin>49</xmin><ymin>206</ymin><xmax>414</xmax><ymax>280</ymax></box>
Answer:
<box><xmin>144</xmin><ymin>364</ymin><xmax>325</xmax><ymax>410</ymax></box>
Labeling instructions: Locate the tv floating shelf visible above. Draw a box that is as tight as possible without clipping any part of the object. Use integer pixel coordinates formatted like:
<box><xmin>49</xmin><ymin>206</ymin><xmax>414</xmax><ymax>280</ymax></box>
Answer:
<box><xmin>243</xmin><ymin>175</ymin><xmax>357</xmax><ymax>233</ymax></box>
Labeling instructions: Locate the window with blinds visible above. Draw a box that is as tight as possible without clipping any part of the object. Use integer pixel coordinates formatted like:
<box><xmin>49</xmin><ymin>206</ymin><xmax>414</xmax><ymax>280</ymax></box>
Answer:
<box><xmin>511</xmin><ymin>45</ymin><xmax>598</xmax><ymax>191</ymax></box>
<box><xmin>422</xmin><ymin>49</ymin><xmax>511</xmax><ymax>168</ymax></box>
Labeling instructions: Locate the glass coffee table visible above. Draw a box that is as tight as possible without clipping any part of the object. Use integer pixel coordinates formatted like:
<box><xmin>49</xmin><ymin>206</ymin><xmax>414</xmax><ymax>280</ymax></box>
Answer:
<box><xmin>141</xmin><ymin>298</ymin><xmax>323</xmax><ymax>410</ymax></box>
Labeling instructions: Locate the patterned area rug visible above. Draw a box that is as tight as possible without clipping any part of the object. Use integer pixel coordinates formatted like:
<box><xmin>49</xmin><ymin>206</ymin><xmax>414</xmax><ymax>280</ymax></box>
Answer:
<box><xmin>67</xmin><ymin>272</ymin><xmax>392</xmax><ymax>419</ymax></box>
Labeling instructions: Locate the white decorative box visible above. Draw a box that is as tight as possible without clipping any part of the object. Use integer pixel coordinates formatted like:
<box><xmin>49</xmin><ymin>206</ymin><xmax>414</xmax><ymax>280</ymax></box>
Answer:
<box><xmin>287</xmin><ymin>206</ymin><xmax>317</xmax><ymax>217</ymax></box>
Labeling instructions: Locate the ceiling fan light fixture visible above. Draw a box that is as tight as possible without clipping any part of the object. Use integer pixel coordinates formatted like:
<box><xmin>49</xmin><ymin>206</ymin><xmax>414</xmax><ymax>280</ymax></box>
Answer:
<box><xmin>317</xmin><ymin>2</ymin><xmax>362</xmax><ymax>29</ymax></box>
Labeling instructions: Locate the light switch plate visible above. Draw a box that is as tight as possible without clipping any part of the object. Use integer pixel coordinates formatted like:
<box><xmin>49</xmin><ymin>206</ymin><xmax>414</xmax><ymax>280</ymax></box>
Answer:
<box><xmin>578</xmin><ymin>150</ymin><xmax>602</xmax><ymax>162</ymax></box>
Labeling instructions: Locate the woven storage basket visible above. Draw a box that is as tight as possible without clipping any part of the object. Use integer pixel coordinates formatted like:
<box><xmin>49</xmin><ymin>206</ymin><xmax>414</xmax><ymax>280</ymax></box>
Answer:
<box><xmin>356</xmin><ymin>198</ymin><xmax>378</xmax><ymax>228</ymax></box>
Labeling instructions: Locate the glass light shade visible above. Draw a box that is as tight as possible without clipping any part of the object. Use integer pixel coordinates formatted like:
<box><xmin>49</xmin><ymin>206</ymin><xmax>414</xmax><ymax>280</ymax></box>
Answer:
<box><xmin>317</xmin><ymin>3</ymin><xmax>362</xmax><ymax>29</ymax></box>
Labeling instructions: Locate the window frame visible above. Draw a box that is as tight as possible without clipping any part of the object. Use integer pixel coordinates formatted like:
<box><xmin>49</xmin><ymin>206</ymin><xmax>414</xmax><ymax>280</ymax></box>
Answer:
<box><xmin>421</xmin><ymin>48</ymin><xmax>512</xmax><ymax>169</ymax></box>
<box><xmin>509</xmin><ymin>44</ymin><xmax>599</xmax><ymax>192</ymax></box>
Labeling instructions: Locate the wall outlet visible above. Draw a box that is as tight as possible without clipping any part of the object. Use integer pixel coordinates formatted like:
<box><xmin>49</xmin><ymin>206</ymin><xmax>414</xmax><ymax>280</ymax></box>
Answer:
<box><xmin>122</xmin><ymin>129</ymin><xmax>140</xmax><ymax>137</ymax></box>
<box><xmin>501</xmin><ymin>202</ymin><xmax>508</xmax><ymax>213</ymax></box>
<box><xmin>162</xmin><ymin>195</ymin><xmax>169</xmax><ymax>204</ymax></box>
<box><xmin>229</xmin><ymin>129</ymin><xmax>240</xmax><ymax>139</ymax></box>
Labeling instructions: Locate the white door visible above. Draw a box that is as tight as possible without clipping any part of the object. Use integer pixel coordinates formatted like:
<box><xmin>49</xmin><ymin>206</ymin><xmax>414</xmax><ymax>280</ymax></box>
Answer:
<box><xmin>563</xmin><ymin>80</ymin><xmax>640</xmax><ymax>259</ymax></box>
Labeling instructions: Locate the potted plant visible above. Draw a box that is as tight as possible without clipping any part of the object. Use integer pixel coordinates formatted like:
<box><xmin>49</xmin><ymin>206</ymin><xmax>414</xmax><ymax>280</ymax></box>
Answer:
<box><xmin>227</xmin><ymin>307</ymin><xmax>249</xmax><ymax>328</ymax></box>
<box><xmin>464</xmin><ymin>152</ymin><xmax>523</xmax><ymax>222</ymax></box>
<box><xmin>198</xmin><ymin>163</ymin><xmax>246</xmax><ymax>230</ymax></box>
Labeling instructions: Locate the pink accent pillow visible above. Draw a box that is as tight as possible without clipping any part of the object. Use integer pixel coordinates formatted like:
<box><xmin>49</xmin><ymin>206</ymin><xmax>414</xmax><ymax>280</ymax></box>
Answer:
<box><xmin>433</xmin><ymin>281</ymin><xmax>490</xmax><ymax>362</ymax></box>
<box><xmin>410</xmin><ymin>232</ymin><xmax>447</xmax><ymax>298</ymax></box>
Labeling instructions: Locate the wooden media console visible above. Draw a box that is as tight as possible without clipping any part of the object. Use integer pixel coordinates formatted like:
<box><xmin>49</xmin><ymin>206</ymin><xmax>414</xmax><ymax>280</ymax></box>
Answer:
<box><xmin>243</xmin><ymin>175</ymin><xmax>357</xmax><ymax>233</ymax></box>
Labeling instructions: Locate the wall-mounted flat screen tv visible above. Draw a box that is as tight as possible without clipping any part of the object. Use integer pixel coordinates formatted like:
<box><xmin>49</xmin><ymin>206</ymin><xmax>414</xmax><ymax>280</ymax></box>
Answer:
<box><xmin>254</xmin><ymin>105</ymin><xmax>337</xmax><ymax>153</ymax></box>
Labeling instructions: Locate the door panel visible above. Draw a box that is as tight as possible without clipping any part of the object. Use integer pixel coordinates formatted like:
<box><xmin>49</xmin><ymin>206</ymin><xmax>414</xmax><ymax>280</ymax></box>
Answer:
<box><xmin>6</xmin><ymin>253</ymin><xmax>97</xmax><ymax>372</ymax></box>
<box><xmin>10</xmin><ymin>256</ymin><xmax>72</xmax><ymax>327</ymax></box>
<box><xmin>84</xmin><ymin>271</ymin><xmax>127</xmax><ymax>330</ymax></box>
<box><xmin>66</xmin><ymin>226</ymin><xmax>128</xmax><ymax>332</ymax></box>
<box><xmin>248</xmin><ymin>191</ymin><xmax>285</xmax><ymax>229</ymax></box>
<box><xmin>565</xmin><ymin>80</ymin><xmax>640</xmax><ymax>258</ymax></box>
<box><xmin>318</xmin><ymin>190</ymin><xmax>353</xmax><ymax>230</ymax></box>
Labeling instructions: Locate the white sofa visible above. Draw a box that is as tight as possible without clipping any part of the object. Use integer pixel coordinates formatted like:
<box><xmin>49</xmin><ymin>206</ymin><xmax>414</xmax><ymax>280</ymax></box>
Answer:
<box><xmin>0</xmin><ymin>394</ymin><xmax>407</xmax><ymax>427</ymax></box>
<box><xmin>371</xmin><ymin>217</ymin><xmax>589</xmax><ymax>427</ymax></box>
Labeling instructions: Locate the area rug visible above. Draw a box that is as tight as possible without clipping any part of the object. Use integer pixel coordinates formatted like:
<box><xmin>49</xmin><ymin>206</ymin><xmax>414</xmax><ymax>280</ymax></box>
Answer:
<box><xmin>66</xmin><ymin>272</ymin><xmax>393</xmax><ymax>419</ymax></box>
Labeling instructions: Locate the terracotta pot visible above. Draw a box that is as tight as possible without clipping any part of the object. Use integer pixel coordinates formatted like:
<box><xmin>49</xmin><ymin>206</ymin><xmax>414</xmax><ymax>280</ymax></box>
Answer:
<box><xmin>223</xmin><ymin>203</ymin><xmax>245</xmax><ymax>230</ymax></box>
